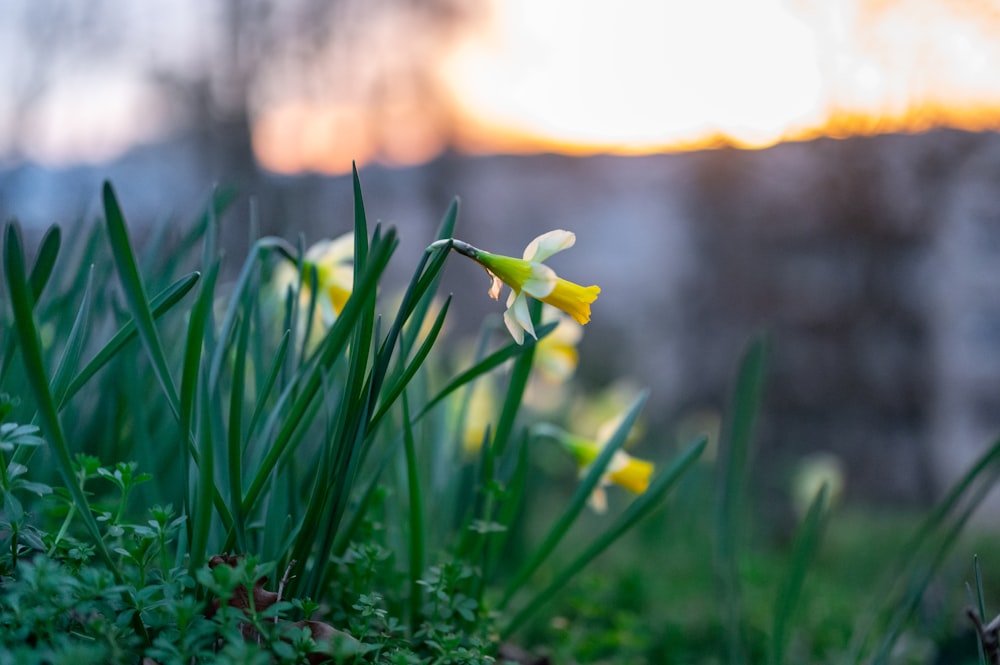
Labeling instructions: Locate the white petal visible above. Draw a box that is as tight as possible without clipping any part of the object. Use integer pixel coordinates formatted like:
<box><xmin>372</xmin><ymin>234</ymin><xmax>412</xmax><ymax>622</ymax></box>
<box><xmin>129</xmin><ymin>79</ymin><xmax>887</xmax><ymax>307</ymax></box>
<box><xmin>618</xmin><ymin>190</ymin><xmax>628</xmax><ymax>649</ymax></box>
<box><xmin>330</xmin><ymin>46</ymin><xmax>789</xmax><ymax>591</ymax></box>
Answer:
<box><xmin>505</xmin><ymin>292</ymin><xmax>536</xmax><ymax>342</ymax></box>
<box><xmin>271</xmin><ymin>261</ymin><xmax>298</xmax><ymax>294</ymax></box>
<box><xmin>305</xmin><ymin>232</ymin><xmax>354</xmax><ymax>265</ymax></box>
<box><xmin>522</xmin><ymin>230</ymin><xmax>576</xmax><ymax>262</ymax></box>
<box><xmin>587</xmin><ymin>485</ymin><xmax>609</xmax><ymax>514</ymax></box>
<box><xmin>503</xmin><ymin>309</ymin><xmax>525</xmax><ymax>345</ymax></box>
<box><xmin>609</xmin><ymin>450</ymin><xmax>631</xmax><ymax>474</ymax></box>
<box><xmin>520</xmin><ymin>263</ymin><xmax>557</xmax><ymax>298</ymax></box>
<box><xmin>317</xmin><ymin>297</ymin><xmax>337</xmax><ymax>327</ymax></box>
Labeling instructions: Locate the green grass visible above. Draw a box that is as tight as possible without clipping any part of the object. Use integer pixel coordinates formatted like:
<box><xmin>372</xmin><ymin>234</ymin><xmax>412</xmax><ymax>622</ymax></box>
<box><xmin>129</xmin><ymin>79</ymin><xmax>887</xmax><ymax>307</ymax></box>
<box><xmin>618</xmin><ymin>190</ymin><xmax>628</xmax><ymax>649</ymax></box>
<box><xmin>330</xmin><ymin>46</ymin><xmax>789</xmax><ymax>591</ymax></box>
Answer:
<box><xmin>0</xmin><ymin>175</ymin><xmax>712</xmax><ymax>663</ymax></box>
<box><xmin>3</xmin><ymin>174</ymin><xmax>1000</xmax><ymax>663</ymax></box>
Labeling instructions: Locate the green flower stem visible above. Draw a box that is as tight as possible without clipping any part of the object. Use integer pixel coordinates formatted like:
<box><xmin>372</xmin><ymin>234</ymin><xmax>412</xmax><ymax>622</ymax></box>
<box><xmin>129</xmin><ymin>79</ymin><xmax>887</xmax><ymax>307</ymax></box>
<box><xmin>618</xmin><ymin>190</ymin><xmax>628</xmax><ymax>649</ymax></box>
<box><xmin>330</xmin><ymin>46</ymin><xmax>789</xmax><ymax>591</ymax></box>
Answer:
<box><xmin>769</xmin><ymin>483</ymin><xmax>830</xmax><ymax>665</ymax></box>
<box><xmin>715</xmin><ymin>336</ymin><xmax>768</xmax><ymax>665</ymax></box>
<box><xmin>402</xmin><ymin>392</ymin><xmax>425</xmax><ymax>634</ymax></box>
<box><xmin>502</xmin><ymin>435</ymin><xmax>707</xmax><ymax>639</ymax></box>
<box><xmin>500</xmin><ymin>392</ymin><xmax>649</xmax><ymax>609</ymax></box>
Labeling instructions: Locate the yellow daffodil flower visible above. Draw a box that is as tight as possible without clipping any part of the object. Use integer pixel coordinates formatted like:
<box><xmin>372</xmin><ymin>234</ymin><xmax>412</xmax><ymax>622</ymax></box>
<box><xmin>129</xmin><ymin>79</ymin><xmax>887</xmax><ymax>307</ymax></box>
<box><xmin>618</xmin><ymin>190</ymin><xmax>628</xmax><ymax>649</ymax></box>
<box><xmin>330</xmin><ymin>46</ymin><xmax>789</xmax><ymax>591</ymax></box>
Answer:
<box><xmin>299</xmin><ymin>233</ymin><xmax>355</xmax><ymax>325</ymax></box>
<box><xmin>537</xmin><ymin>424</ymin><xmax>654</xmax><ymax>513</ymax></box>
<box><xmin>533</xmin><ymin>307</ymin><xmax>583</xmax><ymax>385</ymax></box>
<box><xmin>436</xmin><ymin>230</ymin><xmax>600</xmax><ymax>344</ymax></box>
<box><xmin>271</xmin><ymin>233</ymin><xmax>354</xmax><ymax>347</ymax></box>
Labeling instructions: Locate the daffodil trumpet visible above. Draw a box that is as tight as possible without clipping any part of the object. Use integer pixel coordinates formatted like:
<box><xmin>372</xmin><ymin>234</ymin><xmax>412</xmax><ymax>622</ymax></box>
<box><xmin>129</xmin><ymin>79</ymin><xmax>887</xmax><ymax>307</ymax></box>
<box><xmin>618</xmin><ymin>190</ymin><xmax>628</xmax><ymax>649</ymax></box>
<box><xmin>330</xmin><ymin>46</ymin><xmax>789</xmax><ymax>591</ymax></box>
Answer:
<box><xmin>533</xmin><ymin>422</ymin><xmax>654</xmax><ymax>513</ymax></box>
<box><xmin>430</xmin><ymin>231</ymin><xmax>600</xmax><ymax>344</ymax></box>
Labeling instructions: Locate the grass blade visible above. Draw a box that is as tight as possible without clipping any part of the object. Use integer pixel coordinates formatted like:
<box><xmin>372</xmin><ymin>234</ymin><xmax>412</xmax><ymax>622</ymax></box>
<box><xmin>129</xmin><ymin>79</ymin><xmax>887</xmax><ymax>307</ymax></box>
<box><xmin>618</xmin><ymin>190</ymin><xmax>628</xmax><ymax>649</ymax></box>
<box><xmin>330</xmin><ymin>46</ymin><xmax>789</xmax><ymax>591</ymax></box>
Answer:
<box><xmin>352</xmin><ymin>162</ymin><xmax>370</xmax><ymax>277</ymax></box>
<box><xmin>973</xmin><ymin>555</ymin><xmax>988</xmax><ymax>665</ymax></box>
<box><xmin>370</xmin><ymin>296</ymin><xmax>451</xmax><ymax>430</ymax></box>
<box><xmin>868</xmin><ymin>468</ymin><xmax>997</xmax><ymax>664</ymax></box>
<box><xmin>1</xmin><ymin>224</ymin><xmax>61</xmax><ymax>382</ymax></box>
<box><xmin>178</xmin><ymin>262</ymin><xmax>219</xmax><ymax>531</ymax></box>
<box><xmin>416</xmin><ymin>321</ymin><xmax>557</xmax><ymax>420</ymax></box>
<box><xmin>715</xmin><ymin>336</ymin><xmax>768</xmax><ymax>665</ymax></box>
<box><xmin>769</xmin><ymin>484</ymin><xmax>830</xmax><ymax>665</ymax></box>
<box><xmin>401</xmin><ymin>392</ymin><xmax>425</xmax><ymax>634</ymax></box>
<box><xmin>245</xmin><ymin>330</ymin><xmax>290</xmax><ymax>441</ymax></box>
<box><xmin>400</xmin><ymin>199</ymin><xmax>459</xmax><ymax>354</ymax></box>
<box><xmin>49</xmin><ymin>266</ymin><xmax>94</xmax><ymax>407</ymax></box>
<box><xmin>848</xmin><ymin>432</ymin><xmax>1000</xmax><ymax>662</ymax></box>
<box><xmin>490</xmin><ymin>299</ymin><xmax>541</xmax><ymax>459</ymax></box>
<box><xmin>190</xmin><ymin>364</ymin><xmax>215</xmax><ymax>572</ymax></box>
<box><xmin>59</xmin><ymin>272</ymin><xmax>200</xmax><ymax>409</ymax></box>
<box><xmin>102</xmin><ymin>181</ymin><xmax>180</xmax><ymax>419</ymax></box>
<box><xmin>485</xmin><ymin>431</ymin><xmax>531</xmax><ymax>582</ymax></box>
<box><xmin>3</xmin><ymin>223</ymin><xmax>114</xmax><ymax>570</ymax></box>
<box><xmin>28</xmin><ymin>224</ymin><xmax>62</xmax><ymax>302</ymax></box>
<box><xmin>500</xmin><ymin>391</ymin><xmax>649</xmax><ymax>608</ymax></box>
<box><xmin>502</xmin><ymin>435</ymin><xmax>707</xmax><ymax>638</ymax></box>
<box><xmin>227</xmin><ymin>308</ymin><xmax>252</xmax><ymax>551</ymax></box>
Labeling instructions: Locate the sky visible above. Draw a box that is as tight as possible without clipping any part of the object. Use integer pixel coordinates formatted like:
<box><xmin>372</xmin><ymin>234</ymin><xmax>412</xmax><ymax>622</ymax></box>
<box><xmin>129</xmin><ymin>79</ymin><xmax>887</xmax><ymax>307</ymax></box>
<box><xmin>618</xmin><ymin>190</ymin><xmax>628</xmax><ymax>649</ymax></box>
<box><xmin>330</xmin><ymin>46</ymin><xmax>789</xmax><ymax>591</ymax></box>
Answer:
<box><xmin>5</xmin><ymin>0</ymin><xmax>1000</xmax><ymax>173</ymax></box>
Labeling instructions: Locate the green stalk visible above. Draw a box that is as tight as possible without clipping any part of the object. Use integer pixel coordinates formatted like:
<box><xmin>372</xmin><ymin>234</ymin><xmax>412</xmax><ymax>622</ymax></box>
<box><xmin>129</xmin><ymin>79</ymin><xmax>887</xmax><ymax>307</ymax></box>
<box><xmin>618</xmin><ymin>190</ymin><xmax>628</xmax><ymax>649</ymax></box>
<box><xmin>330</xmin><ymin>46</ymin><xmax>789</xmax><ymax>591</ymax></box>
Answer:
<box><xmin>49</xmin><ymin>267</ymin><xmax>94</xmax><ymax>407</ymax></box>
<box><xmin>402</xmin><ymin>392</ymin><xmax>425</xmax><ymax>635</ymax></box>
<box><xmin>500</xmin><ymin>392</ymin><xmax>649</xmax><ymax>608</ymax></box>
<box><xmin>715</xmin><ymin>336</ymin><xmax>768</xmax><ymax>665</ymax></box>
<box><xmin>769</xmin><ymin>484</ymin><xmax>830</xmax><ymax>665</ymax></box>
<box><xmin>190</xmin><ymin>365</ymin><xmax>215</xmax><ymax>572</ymax></box>
<box><xmin>245</xmin><ymin>330</ymin><xmax>290</xmax><ymax>442</ymax></box>
<box><xmin>227</xmin><ymin>309</ymin><xmax>252</xmax><ymax>551</ymax></box>
<box><xmin>502</xmin><ymin>435</ymin><xmax>707</xmax><ymax>638</ymax></box>
<box><xmin>179</xmin><ymin>262</ymin><xmax>219</xmax><ymax>534</ymax></box>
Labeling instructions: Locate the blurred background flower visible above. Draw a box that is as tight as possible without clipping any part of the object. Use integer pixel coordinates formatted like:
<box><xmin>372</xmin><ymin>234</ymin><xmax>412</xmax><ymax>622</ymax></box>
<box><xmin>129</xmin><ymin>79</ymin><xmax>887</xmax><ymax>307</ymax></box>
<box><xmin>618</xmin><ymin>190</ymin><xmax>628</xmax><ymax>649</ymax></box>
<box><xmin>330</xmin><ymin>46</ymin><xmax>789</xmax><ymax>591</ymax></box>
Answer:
<box><xmin>791</xmin><ymin>451</ymin><xmax>846</xmax><ymax>518</ymax></box>
<box><xmin>268</xmin><ymin>232</ymin><xmax>354</xmax><ymax>351</ymax></box>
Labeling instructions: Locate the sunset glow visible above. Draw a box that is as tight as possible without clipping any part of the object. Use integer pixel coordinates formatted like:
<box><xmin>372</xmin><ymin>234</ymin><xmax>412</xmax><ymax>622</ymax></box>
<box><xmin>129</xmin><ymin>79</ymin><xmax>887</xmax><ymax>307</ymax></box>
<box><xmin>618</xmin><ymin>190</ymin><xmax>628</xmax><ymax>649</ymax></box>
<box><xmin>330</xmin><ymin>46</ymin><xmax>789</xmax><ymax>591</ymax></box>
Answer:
<box><xmin>7</xmin><ymin>0</ymin><xmax>1000</xmax><ymax>172</ymax></box>
<box><xmin>252</xmin><ymin>0</ymin><xmax>1000</xmax><ymax>174</ymax></box>
<box><xmin>440</xmin><ymin>0</ymin><xmax>826</xmax><ymax>152</ymax></box>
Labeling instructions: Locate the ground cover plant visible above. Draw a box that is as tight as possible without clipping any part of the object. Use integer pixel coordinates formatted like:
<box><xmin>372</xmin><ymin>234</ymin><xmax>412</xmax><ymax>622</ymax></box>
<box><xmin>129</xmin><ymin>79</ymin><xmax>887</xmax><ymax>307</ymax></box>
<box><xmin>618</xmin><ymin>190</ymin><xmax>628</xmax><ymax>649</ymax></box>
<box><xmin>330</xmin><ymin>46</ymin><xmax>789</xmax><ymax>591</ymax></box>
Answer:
<box><xmin>2</xmin><ymin>173</ymin><xmax>1000</xmax><ymax>663</ymax></box>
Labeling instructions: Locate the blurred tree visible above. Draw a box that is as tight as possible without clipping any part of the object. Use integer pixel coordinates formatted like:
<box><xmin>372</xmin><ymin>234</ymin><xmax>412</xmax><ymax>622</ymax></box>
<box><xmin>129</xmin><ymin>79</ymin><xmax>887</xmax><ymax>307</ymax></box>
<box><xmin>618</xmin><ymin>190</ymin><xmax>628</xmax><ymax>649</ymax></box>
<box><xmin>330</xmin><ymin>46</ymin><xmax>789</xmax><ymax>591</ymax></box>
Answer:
<box><xmin>2</xmin><ymin>0</ymin><xmax>480</xmax><ymax>187</ymax></box>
